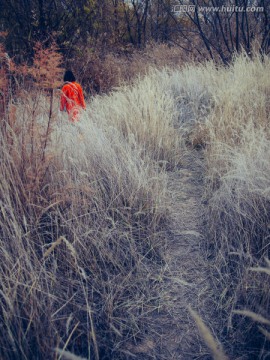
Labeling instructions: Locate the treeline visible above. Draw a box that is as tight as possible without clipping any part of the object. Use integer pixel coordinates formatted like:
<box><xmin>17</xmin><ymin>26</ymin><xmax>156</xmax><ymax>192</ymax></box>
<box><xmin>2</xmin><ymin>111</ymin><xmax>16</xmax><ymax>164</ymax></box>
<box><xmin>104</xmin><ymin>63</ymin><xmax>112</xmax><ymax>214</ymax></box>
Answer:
<box><xmin>1</xmin><ymin>0</ymin><xmax>269</xmax><ymax>64</ymax></box>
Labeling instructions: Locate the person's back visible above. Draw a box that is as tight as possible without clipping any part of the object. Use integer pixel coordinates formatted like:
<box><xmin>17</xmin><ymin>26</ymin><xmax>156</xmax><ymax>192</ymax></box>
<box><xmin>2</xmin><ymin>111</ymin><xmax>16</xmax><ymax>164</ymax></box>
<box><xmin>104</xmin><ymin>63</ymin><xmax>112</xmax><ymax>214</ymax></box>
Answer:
<box><xmin>60</xmin><ymin>70</ymin><xmax>86</xmax><ymax>122</ymax></box>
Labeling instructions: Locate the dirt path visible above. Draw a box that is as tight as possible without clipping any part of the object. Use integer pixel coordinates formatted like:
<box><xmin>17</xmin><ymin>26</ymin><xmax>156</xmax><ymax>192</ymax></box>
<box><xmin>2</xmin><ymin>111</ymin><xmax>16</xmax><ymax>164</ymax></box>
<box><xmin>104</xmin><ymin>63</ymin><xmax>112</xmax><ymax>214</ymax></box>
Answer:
<box><xmin>154</xmin><ymin>148</ymin><xmax>215</xmax><ymax>359</ymax></box>
<box><xmin>125</xmin><ymin>148</ymin><xmax>216</xmax><ymax>359</ymax></box>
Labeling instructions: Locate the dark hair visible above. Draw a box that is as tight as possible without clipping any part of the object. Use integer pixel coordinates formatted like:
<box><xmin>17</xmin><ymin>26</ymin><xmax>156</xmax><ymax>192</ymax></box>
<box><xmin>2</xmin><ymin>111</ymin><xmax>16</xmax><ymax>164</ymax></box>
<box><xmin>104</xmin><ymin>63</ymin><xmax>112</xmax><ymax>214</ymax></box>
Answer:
<box><xmin>64</xmin><ymin>70</ymin><xmax>76</xmax><ymax>82</ymax></box>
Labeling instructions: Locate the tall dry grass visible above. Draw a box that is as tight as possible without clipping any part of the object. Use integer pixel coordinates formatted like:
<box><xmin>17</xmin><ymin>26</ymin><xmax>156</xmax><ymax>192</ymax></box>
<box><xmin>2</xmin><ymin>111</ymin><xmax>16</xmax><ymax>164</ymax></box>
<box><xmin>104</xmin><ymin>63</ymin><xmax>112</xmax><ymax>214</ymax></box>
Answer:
<box><xmin>2</xmin><ymin>42</ymin><xmax>270</xmax><ymax>359</ymax></box>
<box><xmin>70</xmin><ymin>43</ymin><xmax>193</xmax><ymax>95</ymax></box>
<box><xmin>191</xmin><ymin>53</ymin><xmax>270</xmax><ymax>358</ymax></box>
<box><xmin>60</xmin><ymin>52</ymin><xmax>270</xmax><ymax>359</ymax></box>
<box><xmin>0</xmin><ymin>105</ymin><xmax>165</xmax><ymax>359</ymax></box>
<box><xmin>0</xmin><ymin>61</ymin><xmax>198</xmax><ymax>359</ymax></box>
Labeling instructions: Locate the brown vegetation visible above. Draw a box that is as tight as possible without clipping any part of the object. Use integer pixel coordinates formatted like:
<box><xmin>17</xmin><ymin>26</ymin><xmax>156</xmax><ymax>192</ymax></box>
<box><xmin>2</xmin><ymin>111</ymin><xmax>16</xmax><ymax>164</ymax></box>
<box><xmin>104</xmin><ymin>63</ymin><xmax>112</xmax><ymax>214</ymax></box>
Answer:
<box><xmin>0</xmin><ymin>32</ymin><xmax>270</xmax><ymax>359</ymax></box>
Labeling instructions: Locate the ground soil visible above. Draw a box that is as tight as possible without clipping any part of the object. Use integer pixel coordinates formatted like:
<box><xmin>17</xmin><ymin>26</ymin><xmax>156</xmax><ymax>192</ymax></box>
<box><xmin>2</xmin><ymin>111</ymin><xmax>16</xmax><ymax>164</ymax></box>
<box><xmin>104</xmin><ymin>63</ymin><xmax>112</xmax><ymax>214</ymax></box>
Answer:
<box><xmin>126</xmin><ymin>148</ymin><xmax>219</xmax><ymax>359</ymax></box>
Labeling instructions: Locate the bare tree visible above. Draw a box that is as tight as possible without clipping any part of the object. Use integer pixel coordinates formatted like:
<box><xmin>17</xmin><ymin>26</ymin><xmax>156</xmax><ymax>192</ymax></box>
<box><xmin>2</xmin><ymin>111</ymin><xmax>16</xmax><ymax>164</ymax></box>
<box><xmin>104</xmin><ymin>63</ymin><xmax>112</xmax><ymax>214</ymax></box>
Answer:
<box><xmin>170</xmin><ymin>0</ymin><xmax>270</xmax><ymax>62</ymax></box>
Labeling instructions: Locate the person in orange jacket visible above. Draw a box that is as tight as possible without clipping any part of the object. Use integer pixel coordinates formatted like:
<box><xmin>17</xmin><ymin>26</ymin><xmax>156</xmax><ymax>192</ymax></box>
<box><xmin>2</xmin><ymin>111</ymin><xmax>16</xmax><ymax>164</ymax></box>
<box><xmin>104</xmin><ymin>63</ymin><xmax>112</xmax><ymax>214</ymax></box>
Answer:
<box><xmin>60</xmin><ymin>70</ymin><xmax>86</xmax><ymax>122</ymax></box>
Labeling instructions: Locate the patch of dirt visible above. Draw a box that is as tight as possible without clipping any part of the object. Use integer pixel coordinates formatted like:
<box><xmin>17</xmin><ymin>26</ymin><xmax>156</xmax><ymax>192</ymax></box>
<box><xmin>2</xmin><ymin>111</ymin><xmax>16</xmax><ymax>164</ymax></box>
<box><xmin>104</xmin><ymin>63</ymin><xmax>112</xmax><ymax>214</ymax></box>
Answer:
<box><xmin>129</xmin><ymin>149</ymin><xmax>219</xmax><ymax>359</ymax></box>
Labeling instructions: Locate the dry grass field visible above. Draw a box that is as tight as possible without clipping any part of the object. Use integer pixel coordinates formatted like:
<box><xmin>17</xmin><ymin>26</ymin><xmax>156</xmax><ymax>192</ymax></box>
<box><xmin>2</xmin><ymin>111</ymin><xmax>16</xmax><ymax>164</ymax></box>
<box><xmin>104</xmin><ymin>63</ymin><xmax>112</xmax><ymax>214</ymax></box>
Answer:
<box><xmin>0</xmin><ymin>52</ymin><xmax>270</xmax><ymax>359</ymax></box>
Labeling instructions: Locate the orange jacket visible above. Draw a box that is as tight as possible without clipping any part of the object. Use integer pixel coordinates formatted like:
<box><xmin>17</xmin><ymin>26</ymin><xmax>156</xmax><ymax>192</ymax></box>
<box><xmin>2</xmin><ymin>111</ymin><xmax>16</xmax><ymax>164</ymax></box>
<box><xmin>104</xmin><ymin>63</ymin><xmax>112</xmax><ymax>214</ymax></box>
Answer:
<box><xmin>60</xmin><ymin>81</ymin><xmax>86</xmax><ymax>121</ymax></box>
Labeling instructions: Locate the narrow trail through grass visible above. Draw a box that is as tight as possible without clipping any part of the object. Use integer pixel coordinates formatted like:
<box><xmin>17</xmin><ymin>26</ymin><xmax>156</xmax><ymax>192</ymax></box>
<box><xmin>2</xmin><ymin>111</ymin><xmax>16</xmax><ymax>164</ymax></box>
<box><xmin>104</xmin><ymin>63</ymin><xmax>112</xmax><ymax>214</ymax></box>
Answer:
<box><xmin>154</xmin><ymin>148</ymin><xmax>217</xmax><ymax>359</ymax></box>
<box><xmin>124</xmin><ymin>148</ymin><xmax>217</xmax><ymax>359</ymax></box>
